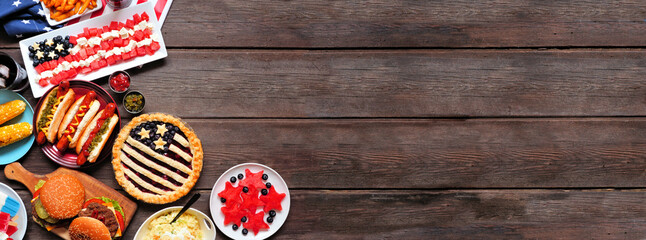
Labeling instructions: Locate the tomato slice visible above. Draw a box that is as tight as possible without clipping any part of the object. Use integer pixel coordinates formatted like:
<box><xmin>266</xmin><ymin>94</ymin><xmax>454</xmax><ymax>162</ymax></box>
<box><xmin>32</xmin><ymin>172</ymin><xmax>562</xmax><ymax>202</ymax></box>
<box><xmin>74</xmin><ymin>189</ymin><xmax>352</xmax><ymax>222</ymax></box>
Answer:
<box><xmin>115</xmin><ymin>210</ymin><xmax>125</xmax><ymax>231</ymax></box>
<box><xmin>83</xmin><ymin>198</ymin><xmax>106</xmax><ymax>208</ymax></box>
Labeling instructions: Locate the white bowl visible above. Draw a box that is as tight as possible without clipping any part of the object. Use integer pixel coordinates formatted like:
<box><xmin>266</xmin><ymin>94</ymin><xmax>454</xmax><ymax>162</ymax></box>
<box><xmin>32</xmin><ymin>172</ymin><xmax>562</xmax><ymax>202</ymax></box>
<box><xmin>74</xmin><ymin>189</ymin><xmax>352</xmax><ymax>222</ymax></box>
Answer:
<box><xmin>133</xmin><ymin>207</ymin><xmax>216</xmax><ymax>240</ymax></box>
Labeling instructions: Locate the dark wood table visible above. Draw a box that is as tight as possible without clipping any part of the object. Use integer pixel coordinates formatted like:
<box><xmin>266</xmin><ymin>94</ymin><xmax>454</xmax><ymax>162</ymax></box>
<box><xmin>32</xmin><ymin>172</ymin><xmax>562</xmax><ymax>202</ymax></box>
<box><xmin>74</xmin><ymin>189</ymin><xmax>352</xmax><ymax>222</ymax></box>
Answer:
<box><xmin>2</xmin><ymin>1</ymin><xmax>646</xmax><ymax>239</ymax></box>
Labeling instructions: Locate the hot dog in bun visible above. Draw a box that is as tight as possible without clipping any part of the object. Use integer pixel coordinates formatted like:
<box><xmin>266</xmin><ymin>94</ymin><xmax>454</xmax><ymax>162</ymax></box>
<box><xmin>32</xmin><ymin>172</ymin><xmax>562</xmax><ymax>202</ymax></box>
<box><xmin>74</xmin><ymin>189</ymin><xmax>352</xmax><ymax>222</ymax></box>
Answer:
<box><xmin>56</xmin><ymin>91</ymin><xmax>101</xmax><ymax>152</ymax></box>
<box><xmin>36</xmin><ymin>80</ymin><xmax>76</xmax><ymax>145</ymax></box>
<box><xmin>76</xmin><ymin>103</ymin><xmax>118</xmax><ymax>165</ymax></box>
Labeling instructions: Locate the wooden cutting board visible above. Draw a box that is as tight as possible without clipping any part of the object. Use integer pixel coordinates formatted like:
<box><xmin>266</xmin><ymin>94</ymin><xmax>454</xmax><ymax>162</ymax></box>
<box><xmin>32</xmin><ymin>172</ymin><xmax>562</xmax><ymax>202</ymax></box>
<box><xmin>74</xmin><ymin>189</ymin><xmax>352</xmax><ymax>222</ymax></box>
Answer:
<box><xmin>4</xmin><ymin>162</ymin><xmax>137</xmax><ymax>240</ymax></box>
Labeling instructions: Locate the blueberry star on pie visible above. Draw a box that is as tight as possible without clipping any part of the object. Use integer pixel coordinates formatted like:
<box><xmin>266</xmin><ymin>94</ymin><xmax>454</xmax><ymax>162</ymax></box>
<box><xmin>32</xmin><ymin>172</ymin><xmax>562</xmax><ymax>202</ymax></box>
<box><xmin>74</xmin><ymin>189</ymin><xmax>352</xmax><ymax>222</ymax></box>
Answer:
<box><xmin>153</xmin><ymin>137</ymin><xmax>166</xmax><ymax>150</ymax></box>
<box><xmin>138</xmin><ymin>128</ymin><xmax>150</xmax><ymax>139</ymax></box>
<box><xmin>156</xmin><ymin>124</ymin><xmax>168</xmax><ymax>136</ymax></box>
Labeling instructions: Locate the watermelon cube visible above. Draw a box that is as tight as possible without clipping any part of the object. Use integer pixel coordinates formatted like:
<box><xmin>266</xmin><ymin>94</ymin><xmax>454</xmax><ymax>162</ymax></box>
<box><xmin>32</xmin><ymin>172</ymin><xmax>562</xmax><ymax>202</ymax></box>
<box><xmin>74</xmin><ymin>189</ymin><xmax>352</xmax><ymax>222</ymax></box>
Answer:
<box><xmin>134</xmin><ymin>31</ymin><xmax>144</xmax><ymax>41</ymax></box>
<box><xmin>98</xmin><ymin>59</ymin><xmax>107</xmax><ymax>68</ymax></box>
<box><xmin>141</xmin><ymin>12</ymin><xmax>149</xmax><ymax>21</ymax></box>
<box><xmin>38</xmin><ymin>78</ymin><xmax>48</xmax><ymax>87</ymax></box>
<box><xmin>81</xmin><ymin>67</ymin><xmax>92</xmax><ymax>74</ymax></box>
<box><xmin>101</xmin><ymin>42</ymin><xmax>110</xmax><ymax>51</ymax></box>
<box><xmin>150</xmin><ymin>41</ymin><xmax>160</xmax><ymax>51</ymax></box>
<box><xmin>126</xmin><ymin>19</ymin><xmax>135</xmax><ymax>29</ymax></box>
<box><xmin>64</xmin><ymin>55</ymin><xmax>73</xmax><ymax>62</ymax></box>
<box><xmin>110</xmin><ymin>21</ymin><xmax>119</xmax><ymax>31</ymax></box>
<box><xmin>90</xmin><ymin>61</ymin><xmax>100</xmax><ymax>70</ymax></box>
<box><xmin>34</xmin><ymin>64</ymin><xmax>44</xmax><ymax>74</ymax></box>
<box><xmin>89</xmin><ymin>28</ymin><xmax>98</xmax><ymax>37</ymax></box>
<box><xmin>133</xmin><ymin>13</ymin><xmax>141</xmax><ymax>23</ymax></box>
<box><xmin>136</xmin><ymin>47</ymin><xmax>146</xmax><ymax>56</ymax></box>
<box><xmin>102</xmin><ymin>26</ymin><xmax>110</xmax><ymax>33</ymax></box>
<box><xmin>106</xmin><ymin>56</ymin><xmax>115</xmax><ymax>65</ymax></box>
<box><xmin>145</xmin><ymin>46</ymin><xmax>154</xmax><ymax>55</ymax></box>
<box><xmin>69</xmin><ymin>36</ymin><xmax>77</xmax><ymax>45</ymax></box>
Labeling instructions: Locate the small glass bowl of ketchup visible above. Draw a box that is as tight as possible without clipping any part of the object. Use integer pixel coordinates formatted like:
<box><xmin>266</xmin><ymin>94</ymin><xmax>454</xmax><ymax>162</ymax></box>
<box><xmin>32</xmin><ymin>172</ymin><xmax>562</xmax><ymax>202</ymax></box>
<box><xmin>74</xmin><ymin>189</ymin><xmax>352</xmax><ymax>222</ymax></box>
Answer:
<box><xmin>109</xmin><ymin>70</ymin><xmax>130</xmax><ymax>93</ymax></box>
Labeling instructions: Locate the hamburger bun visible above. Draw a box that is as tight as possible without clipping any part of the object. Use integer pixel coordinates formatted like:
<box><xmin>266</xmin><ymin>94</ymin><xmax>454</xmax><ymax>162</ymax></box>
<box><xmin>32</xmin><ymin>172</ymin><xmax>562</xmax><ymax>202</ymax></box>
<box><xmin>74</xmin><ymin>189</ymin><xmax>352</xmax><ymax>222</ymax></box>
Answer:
<box><xmin>39</xmin><ymin>174</ymin><xmax>85</xmax><ymax>219</ymax></box>
<box><xmin>69</xmin><ymin>217</ymin><xmax>111</xmax><ymax>240</ymax></box>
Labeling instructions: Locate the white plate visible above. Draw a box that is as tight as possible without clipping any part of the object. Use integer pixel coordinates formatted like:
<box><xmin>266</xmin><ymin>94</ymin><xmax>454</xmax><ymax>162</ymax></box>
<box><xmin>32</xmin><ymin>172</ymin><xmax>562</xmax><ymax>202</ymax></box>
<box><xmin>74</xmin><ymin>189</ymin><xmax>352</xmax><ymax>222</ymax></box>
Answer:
<box><xmin>210</xmin><ymin>163</ymin><xmax>290</xmax><ymax>240</ymax></box>
<box><xmin>133</xmin><ymin>207</ymin><xmax>216</xmax><ymax>240</ymax></box>
<box><xmin>19</xmin><ymin>1</ymin><xmax>168</xmax><ymax>98</ymax></box>
<box><xmin>0</xmin><ymin>182</ymin><xmax>27</xmax><ymax>240</ymax></box>
<box><xmin>41</xmin><ymin>0</ymin><xmax>104</xmax><ymax>26</ymax></box>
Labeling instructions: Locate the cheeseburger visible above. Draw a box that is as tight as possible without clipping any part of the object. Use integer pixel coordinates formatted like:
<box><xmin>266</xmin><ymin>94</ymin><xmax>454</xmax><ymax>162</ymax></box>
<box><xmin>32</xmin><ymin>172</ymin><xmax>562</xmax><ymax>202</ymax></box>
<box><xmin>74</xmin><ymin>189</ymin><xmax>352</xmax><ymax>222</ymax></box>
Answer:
<box><xmin>77</xmin><ymin>197</ymin><xmax>125</xmax><ymax>239</ymax></box>
<box><xmin>69</xmin><ymin>217</ymin><xmax>111</xmax><ymax>240</ymax></box>
<box><xmin>31</xmin><ymin>174</ymin><xmax>85</xmax><ymax>230</ymax></box>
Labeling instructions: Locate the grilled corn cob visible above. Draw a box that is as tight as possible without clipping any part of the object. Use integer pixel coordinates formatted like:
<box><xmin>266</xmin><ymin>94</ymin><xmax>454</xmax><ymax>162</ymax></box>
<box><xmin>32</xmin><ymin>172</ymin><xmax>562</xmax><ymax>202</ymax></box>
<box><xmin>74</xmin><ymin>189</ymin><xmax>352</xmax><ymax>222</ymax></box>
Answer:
<box><xmin>0</xmin><ymin>122</ymin><xmax>32</xmax><ymax>148</ymax></box>
<box><xmin>0</xmin><ymin>100</ymin><xmax>26</xmax><ymax>125</ymax></box>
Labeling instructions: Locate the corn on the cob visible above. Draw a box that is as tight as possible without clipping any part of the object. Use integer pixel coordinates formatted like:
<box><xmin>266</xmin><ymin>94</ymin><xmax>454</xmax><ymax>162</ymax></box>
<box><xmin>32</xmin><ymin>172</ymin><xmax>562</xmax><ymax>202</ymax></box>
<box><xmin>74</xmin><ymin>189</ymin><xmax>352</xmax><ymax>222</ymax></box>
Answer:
<box><xmin>0</xmin><ymin>122</ymin><xmax>32</xmax><ymax>148</ymax></box>
<box><xmin>0</xmin><ymin>100</ymin><xmax>26</xmax><ymax>125</ymax></box>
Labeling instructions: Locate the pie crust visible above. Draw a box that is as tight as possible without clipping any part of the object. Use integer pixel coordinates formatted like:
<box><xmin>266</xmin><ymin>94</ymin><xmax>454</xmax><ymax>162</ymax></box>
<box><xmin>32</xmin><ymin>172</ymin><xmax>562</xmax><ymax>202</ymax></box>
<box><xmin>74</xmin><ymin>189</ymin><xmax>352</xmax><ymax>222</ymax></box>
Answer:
<box><xmin>112</xmin><ymin>113</ymin><xmax>203</xmax><ymax>204</ymax></box>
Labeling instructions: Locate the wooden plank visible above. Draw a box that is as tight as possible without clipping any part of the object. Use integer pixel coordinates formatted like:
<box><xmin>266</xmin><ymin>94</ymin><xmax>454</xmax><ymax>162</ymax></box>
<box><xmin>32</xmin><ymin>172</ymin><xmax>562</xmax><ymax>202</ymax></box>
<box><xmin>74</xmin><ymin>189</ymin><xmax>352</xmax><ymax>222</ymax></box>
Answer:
<box><xmin>6</xmin><ymin>118</ymin><xmax>646</xmax><ymax>189</ymax></box>
<box><xmin>4</xmin><ymin>0</ymin><xmax>646</xmax><ymax>48</ymax></box>
<box><xmin>13</xmin><ymin>189</ymin><xmax>646</xmax><ymax>239</ymax></box>
<box><xmin>7</xmin><ymin>48</ymin><xmax>646</xmax><ymax>118</ymax></box>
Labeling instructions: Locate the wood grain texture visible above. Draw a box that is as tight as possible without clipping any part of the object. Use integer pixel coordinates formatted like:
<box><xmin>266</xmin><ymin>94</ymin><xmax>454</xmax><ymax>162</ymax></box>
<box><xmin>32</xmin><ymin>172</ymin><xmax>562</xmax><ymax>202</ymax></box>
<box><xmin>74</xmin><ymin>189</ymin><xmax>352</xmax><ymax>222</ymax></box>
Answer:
<box><xmin>7</xmin><ymin>48</ymin><xmax>646</xmax><ymax>118</ymax></box>
<box><xmin>12</xmin><ymin>189</ymin><xmax>646</xmax><ymax>239</ymax></box>
<box><xmin>4</xmin><ymin>118</ymin><xmax>646</xmax><ymax>190</ymax></box>
<box><xmin>4</xmin><ymin>0</ymin><xmax>646</xmax><ymax>48</ymax></box>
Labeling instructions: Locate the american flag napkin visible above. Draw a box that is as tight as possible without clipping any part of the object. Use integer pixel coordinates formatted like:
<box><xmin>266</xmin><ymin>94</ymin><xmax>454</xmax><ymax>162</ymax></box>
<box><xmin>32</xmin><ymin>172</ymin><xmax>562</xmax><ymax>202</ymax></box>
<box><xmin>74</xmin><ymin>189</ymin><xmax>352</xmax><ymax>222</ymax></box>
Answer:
<box><xmin>1</xmin><ymin>0</ymin><xmax>62</xmax><ymax>38</ymax></box>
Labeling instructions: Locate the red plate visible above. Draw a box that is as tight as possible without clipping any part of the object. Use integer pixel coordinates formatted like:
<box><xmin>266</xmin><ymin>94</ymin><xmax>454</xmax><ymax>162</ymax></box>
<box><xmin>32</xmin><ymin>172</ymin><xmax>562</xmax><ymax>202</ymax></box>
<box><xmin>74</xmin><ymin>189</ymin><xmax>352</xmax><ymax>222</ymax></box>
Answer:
<box><xmin>32</xmin><ymin>80</ymin><xmax>121</xmax><ymax>169</ymax></box>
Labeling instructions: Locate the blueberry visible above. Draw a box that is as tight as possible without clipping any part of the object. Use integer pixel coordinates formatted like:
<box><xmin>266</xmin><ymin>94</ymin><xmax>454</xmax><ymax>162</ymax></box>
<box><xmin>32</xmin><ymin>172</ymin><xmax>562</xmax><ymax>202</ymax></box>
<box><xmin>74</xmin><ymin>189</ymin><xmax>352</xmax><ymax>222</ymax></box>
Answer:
<box><xmin>130</xmin><ymin>131</ymin><xmax>137</xmax><ymax>137</ymax></box>
<box><xmin>230</xmin><ymin>176</ymin><xmax>237</xmax><ymax>183</ymax></box>
<box><xmin>241</xmin><ymin>216</ymin><xmax>247</xmax><ymax>222</ymax></box>
<box><xmin>242</xmin><ymin>229</ymin><xmax>248</xmax><ymax>235</ymax></box>
<box><xmin>32</xmin><ymin>61</ymin><xmax>39</xmax><ymax>67</ymax></box>
<box><xmin>54</xmin><ymin>36</ymin><xmax>62</xmax><ymax>42</ymax></box>
<box><xmin>28</xmin><ymin>46</ymin><xmax>34</xmax><ymax>52</ymax></box>
<box><xmin>232</xmin><ymin>224</ymin><xmax>238</xmax><ymax>230</ymax></box>
<box><xmin>65</xmin><ymin>35</ymin><xmax>70</xmax><ymax>41</ymax></box>
<box><xmin>66</xmin><ymin>42</ymin><xmax>73</xmax><ymax>48</ymax></box>
<box><xmin>237</xmin><ymin>173</ymin><xmax>244</xmax><ymax>180</ymax></box>
<box><xmin>262</xmin><ymin>174</ymin><xmax>268</xmax><ymax>180</ymax></box>
<box><xmin>53</xmin><ymin>55</ymin><xmax>59</xmax><ymax>60</ymax></box>
<box><xmin>267</xmin><ymin>216</ymin><xmax>273</xmax><ymax>223</ymax></box>
<box><xmin>269</xmin><ymin>210</ymin><xmax>276</xmax><ymax>217</ymax></box>
<box><xmin>220</xmin><ymin>197</ymin><xmax>226</xmax><ymax>203</ymax></box>
<box><xmin>242</xmin><ymin>187</ymin><xmax>248</xmax><ymax>193</ymax></box>
<box><xmin>261</xmin><ymin>189</ymin><xmax>268</xmax><ymax>195</ymax></box>
<box><xmin>266</xmin><ymin>182</ymin><xmax>272</xmax><ymax>188</ymax></box>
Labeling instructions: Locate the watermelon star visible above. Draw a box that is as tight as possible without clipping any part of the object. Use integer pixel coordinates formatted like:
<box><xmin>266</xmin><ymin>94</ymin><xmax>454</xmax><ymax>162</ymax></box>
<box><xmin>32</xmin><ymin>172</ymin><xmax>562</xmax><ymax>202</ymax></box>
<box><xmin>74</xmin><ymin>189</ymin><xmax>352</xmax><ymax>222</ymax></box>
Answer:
<box><xmin>218</xmin><ymin>182</ymin><xmax>242</xmax><ymax>207</ymax></box>
<box><xmin>259</xmin><ymin>186</ymin><xmax>286</xmax><ymax>212</ymax></box>
<box><xmin>239</xmin><ymin>168</ymin><xmax>266</xmax><ymax>191</ymax></box>
<box><xmin>240</xmin><ymin>187</ymin><xmax>264</xmax><ymax>213</ymax></box>
<box><xmin>243</xmin><ymin>210</ymin><xmax>270</xmax><ymax>235</ymax></box>
<box><xmin>221</xmin><ymin>203</ymin><xmax>247</xmax><ymax>226</ymax></box>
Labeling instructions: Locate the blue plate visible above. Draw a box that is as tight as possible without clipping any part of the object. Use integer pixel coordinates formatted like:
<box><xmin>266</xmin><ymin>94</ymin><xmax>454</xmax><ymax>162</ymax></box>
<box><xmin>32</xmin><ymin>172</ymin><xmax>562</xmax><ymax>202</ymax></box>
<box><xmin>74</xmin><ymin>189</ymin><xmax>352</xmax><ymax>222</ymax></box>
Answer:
<box><xmin>0</xmin><ymin>90</ymin><xmax>34</xmax><ymax>164</ymax></box>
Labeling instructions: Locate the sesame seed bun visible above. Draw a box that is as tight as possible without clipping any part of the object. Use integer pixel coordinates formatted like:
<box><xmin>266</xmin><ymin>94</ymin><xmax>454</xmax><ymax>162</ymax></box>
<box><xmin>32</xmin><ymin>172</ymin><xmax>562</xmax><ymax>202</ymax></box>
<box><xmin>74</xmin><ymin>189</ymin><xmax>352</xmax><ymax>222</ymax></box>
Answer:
<box><xmin>39</xmin><ymin>174</ymin><xmax>85</xmax><ymax>219</ymax></box>
<box><xmin>69</xmin><ymin>217</ymin><xmax>111</xmax><ymax>240</ymax></box>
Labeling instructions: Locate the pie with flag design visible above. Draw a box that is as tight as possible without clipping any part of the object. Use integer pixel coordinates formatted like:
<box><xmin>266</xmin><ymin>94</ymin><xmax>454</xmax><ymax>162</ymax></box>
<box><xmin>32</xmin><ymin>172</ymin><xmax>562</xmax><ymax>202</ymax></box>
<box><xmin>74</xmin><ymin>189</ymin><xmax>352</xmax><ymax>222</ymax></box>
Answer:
<box><xmin>112</xmin><ymin>113</ymin><xmax>203</xmax><ymax>204</ymax></box>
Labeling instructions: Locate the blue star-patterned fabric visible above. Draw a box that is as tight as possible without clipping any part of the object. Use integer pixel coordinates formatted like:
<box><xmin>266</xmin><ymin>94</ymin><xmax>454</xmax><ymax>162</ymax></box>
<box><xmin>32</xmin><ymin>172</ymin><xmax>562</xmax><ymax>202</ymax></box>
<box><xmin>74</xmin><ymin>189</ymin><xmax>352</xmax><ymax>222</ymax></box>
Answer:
<box><xmin>0</xmin><ymin>0</ymin><xmax>62</xmax><ymax>38</ymax></box>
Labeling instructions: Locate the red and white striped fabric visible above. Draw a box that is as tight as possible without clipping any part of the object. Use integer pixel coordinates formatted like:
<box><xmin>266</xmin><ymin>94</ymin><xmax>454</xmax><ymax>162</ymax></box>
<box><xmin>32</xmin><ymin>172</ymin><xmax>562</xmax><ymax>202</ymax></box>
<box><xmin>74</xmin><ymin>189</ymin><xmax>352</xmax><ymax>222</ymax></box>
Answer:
<box><xmin>65</xmin><ymin>0</ymin><xmax>172</xmax><ymax>27</ymax></box>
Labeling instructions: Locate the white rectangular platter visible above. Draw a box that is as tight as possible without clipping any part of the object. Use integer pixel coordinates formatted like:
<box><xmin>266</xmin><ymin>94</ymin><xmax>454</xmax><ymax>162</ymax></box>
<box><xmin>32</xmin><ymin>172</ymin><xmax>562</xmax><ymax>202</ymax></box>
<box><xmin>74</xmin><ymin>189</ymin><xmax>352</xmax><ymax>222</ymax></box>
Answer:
<box><xmin>19</xmin><ymin>1</ymin><xmax>167</xmax><ymax>98</ymax></box>
<box><xmin>41</xmin><ymin>0</ymin><xmax>104</xmax><ymax>26</ymax></box>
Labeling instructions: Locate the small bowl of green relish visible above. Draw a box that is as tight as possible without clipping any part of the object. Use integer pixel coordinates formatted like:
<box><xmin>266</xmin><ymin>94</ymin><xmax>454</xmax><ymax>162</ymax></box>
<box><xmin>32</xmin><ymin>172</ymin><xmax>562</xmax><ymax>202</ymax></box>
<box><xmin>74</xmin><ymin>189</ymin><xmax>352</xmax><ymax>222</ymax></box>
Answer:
<box><xmin>123</xmin><ymin>91</ymin><xmax>145</xmax><ymax>114</ymax></box>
